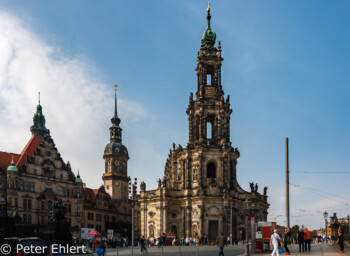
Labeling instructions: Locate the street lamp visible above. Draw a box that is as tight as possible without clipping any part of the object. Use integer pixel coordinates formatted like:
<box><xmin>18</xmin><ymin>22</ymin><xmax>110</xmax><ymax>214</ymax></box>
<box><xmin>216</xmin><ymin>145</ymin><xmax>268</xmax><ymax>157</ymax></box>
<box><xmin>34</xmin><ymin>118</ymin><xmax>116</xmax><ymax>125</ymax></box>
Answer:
<box><xmin>0</xmin><ymin>198</ymin><xmax>5</xmax><ymax>216</ymax></box>
<box><xmin>244</xmin><ymin>199</ymin><xmax>251</xmax><ymax>256</ymax></box>
<box><xmin>230</xmin><ymin>201</ymin><xmax>233</xmax><ymax>246</ymax></box>
<box><xmin>129</xmin><ymin>177</ymin><xmax>137</xmax><ymax>254</ymax></box>
<box><xmin>323</xmin><ymin>211</ymin><xmax>328</xmax><ymax>243</ymax></box>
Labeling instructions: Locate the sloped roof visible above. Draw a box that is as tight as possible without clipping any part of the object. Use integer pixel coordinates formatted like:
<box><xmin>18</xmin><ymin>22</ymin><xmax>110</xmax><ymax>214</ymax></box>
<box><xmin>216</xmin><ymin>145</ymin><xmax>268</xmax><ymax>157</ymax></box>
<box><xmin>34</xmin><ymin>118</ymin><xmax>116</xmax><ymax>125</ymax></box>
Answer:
<box><xmin>16</xmin><ymin>134</ymin><xmax>42</xmax><ymax>169</ymax></box>
<box><xmin>0</xmin><ymin>152</ymin><xmax>20</xmax><ymax>171</ymax></box>
<box><xmin>0</xmin><ymin>134</ymin><xmax>42</xmax><ymax>171</ymax></box>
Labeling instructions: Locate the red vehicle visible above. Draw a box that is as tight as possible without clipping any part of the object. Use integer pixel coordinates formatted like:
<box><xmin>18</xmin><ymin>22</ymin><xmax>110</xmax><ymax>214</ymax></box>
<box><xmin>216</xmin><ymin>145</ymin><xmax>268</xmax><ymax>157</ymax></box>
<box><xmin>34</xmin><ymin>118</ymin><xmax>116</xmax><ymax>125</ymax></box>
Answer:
<box><xmin>164</xmin><ymin>233</ymin><xmax>176</xmax><ymax>246</ymax></box>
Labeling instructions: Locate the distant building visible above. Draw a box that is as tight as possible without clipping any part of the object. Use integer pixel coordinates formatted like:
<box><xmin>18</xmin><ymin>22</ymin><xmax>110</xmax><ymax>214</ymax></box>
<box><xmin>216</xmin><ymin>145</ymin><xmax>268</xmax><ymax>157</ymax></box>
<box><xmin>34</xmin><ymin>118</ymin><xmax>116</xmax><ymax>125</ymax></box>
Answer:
<box><xmin>0</xmin><ymin>101</ymin><xmax>84</xmax><ymax>236</ymax></box>
<box><xmin>135</xmin><ymin>6</ymin><xmax>269</xmax><ymax>243</ymax></box>
<box><xmin>82</xmin><ymin>88</ymin><xmax>131</xmax><ymax>234</ymax></box>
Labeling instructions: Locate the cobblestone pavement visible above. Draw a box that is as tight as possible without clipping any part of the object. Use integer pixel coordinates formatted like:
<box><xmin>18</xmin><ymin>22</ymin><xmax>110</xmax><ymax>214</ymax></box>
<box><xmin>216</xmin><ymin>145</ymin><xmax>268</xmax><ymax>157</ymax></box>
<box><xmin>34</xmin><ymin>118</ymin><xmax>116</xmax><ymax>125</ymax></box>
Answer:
<box><xmin>240</xmin><ymin>243</ymin><xmax>349</xmax><ymax>256</ymax></box>
<box><xmin>76</xmin><ymin>243</ymin><xmax>348</xmax><ymax>256</ymax></box>
<box><xmin>82</xmin><ymin>245</ymin><xmax>244</xmax><ymax>256</ymax></box>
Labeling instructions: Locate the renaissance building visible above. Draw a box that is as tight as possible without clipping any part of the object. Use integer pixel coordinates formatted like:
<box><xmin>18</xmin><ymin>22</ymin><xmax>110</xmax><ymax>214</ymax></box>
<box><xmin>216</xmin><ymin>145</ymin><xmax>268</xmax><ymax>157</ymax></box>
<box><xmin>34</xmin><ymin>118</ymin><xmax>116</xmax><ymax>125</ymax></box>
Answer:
<box><xmin>0</xmin><ymin>100</ymin><xmax>84</xmax><ymax>236</ymax></box>
<box><xmin>135</xmin><ymin>7</ymin><xmax>269</xmax><ymax>242</ymax></box>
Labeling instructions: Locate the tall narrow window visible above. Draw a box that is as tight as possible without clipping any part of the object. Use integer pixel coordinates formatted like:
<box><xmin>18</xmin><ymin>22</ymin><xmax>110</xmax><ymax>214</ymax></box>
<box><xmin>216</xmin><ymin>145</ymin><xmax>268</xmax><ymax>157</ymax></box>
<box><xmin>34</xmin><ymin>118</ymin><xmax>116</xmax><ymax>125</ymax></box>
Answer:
<box><xmin>207</xmin><ymin>162</ymin><xmax>216</xmax><ymax>178</ymax></box>
<box><xmin>207</xmin><ymin>74</ymin><xmax>212</xmax><ymax>86</ymax></box>
<box><xmin>207</xmin><ymin>122</ymin><xmax>212</xmax><ymax>139</ymax></box>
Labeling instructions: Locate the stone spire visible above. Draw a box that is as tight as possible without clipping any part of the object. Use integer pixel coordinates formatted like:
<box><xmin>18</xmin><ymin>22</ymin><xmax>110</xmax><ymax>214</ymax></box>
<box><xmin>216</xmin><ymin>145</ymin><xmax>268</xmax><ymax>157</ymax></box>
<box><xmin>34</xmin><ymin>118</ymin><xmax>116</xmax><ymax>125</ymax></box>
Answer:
<box><xmin>30</xmin><ymin>92</ymin><xmax>49</xmax><ymax>139</ymax></box>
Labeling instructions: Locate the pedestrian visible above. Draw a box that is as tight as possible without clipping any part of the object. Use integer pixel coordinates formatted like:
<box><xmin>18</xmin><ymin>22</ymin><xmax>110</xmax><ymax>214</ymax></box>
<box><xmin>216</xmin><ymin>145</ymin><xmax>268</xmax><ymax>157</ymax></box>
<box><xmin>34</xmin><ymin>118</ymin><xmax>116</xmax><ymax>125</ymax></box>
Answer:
<box><xmin>140</xmin><ymin>236</ymin><xmax>148</xmax><ymax>254</ymax></box>
<box><xmin>297</xmin><ymin>228</ymin><xmax>305</xmax><ymax>253</ymax></box>
<box><xmin>98</xmin><ymin>239</ymin><xmax>106</xmax><ymax>256</ymax></box>
<box><xmin>227</xmin><ymin>236</ymin><xmax>231</xmax><ymax>245</ymax></box>
<box><xmin>270</xmin><ymin>229</ymin><xmax>282</xmax><ymax>256</ymax></box>
<box><xmin>125</xmin><ymin>236</ymin><xmax>129</xmax><ymax>248</ymax></box>
<box><xmin>338</xmin><ymin>226</ymin><xmax>344</xmax><ymax>253</ymax></box>
<box><xmin>284</xmin><ymin>227</ymin><xmax>291</xmax><ymax>255</ymax></box>
<box><xmin>216</xmin><ymin>232</ymin><xmax>226</xmax><ymax>256</ymax></box>
<box><xmin>304</xmin><ymin>227</ymin><xmax>312</xmax><ymax>252</ymax></box>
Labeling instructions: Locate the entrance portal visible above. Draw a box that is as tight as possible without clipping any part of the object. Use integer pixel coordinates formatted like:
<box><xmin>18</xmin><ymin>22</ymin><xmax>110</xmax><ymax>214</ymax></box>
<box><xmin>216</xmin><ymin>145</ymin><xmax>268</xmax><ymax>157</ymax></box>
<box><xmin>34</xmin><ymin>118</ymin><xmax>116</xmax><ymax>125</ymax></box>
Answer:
<box><xmin>208</xmin><ymin>221</ymin><xmax>219</xmax><ymax>242</ymax></box>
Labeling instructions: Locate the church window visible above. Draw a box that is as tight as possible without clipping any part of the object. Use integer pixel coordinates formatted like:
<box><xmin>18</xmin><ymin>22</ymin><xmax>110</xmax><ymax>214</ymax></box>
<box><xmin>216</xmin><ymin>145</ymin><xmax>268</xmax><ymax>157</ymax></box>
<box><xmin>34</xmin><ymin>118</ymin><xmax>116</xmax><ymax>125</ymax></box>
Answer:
<box><xmin>31</xmin><ymin>184</ymin><xmax>34</xmax><ymax>192</ymax></box>
<box><xmin>77</xmin><ymin>190</ymin><xmax>81</xmax><ymax>198</ymax></box>
<box><xmin>25</xmin><ymin>183</ymin><xmax>29</xmax><ymax>191</ymax></box>
<box><xmin>207</xmin><ymin>162</ymin><xmax>216</xmax><ymax>178</ymax></box>
<box><xmin>48</xmin><ymin>200</ymin><xmax>52</xmax><ymax>210</ymax></box>
<box><xmin>207</xmin><ymin>122</ymin><xmax>212</xmax><ymax>139</ymax></box>
<box><xmin>207</xmin><ymin>74</ymin><xmax>212</xmax><ymax>86</ymax></box>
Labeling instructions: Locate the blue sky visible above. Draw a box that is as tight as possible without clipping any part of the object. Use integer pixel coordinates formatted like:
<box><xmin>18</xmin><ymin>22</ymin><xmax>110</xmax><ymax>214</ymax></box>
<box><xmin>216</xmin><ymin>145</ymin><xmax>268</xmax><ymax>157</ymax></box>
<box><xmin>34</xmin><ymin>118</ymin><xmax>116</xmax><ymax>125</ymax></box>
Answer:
<box><xmin>0</xmin><ymin>0</ymin><xmax>349</xmax><ymax>230</ymax></box>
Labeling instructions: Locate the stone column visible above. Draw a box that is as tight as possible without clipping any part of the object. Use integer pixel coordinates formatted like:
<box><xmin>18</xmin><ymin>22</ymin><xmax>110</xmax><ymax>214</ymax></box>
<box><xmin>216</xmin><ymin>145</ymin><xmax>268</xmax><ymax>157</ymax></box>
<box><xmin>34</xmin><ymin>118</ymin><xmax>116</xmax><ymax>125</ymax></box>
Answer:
<box><xmin>186</xmin><ymin>206</ymin><xmax>192</xmax><ymax>236</ymax></box>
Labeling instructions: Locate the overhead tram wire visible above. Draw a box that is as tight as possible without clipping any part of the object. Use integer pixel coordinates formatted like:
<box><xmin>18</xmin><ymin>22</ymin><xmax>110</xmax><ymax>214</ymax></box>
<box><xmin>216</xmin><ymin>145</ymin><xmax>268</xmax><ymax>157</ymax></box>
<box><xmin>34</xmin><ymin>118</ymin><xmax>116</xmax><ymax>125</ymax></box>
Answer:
<box><xmin>290</xmin><ymin>183</ymin><xmax>350</xmax><ymax>206</ymax></box>
<box><xmin>292</xmin><ymin>171</ymin><xmax>350</xmax><ymax>174</ymax></box>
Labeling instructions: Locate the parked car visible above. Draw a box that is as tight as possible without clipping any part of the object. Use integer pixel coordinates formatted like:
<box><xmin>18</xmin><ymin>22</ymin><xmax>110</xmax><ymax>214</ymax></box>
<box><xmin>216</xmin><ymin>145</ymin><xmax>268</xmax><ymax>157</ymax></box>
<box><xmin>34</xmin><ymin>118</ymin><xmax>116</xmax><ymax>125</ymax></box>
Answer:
<box><xmin>1</xmin><ymin>237</ymin><xmax>50</xmax><ymax>256</ymax></box>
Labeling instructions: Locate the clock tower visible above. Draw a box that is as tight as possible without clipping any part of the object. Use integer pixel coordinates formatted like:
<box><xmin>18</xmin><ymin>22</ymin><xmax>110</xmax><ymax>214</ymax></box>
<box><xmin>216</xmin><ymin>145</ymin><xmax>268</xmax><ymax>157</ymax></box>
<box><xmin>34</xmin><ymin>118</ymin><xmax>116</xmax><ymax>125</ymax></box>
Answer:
<box><xmin>103</xmin><ymin>86</ymin><xmax>130</xmax><ymax>216</ymax></box>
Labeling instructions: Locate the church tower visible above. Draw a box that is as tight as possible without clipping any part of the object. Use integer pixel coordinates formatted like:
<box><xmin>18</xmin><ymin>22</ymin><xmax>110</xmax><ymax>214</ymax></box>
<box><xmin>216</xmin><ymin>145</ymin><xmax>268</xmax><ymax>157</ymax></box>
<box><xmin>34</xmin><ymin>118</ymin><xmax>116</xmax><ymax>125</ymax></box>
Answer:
<box><xmin>187</xmin><ymin>5</ymin><xmax>231</xmax><ymax>150</ymax></box>
<box><xmin>103</xmin><ymin>86</ymin><xmax>130</xmax><ymax>215</ymax></box>
<box><xmin>136</xmin><ymin>5</ymin><xmax>269</xmax><ymax>243</ymax></box>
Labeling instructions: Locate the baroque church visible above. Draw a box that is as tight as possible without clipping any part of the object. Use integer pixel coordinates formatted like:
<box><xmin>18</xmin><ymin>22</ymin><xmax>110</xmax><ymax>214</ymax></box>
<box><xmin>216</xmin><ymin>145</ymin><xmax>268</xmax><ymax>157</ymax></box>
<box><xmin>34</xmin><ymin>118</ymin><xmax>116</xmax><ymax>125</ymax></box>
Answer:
<box><xmin>135</xmin><ymin>7</ymin><xmax>269</xmax><ymax>242</ymax></box>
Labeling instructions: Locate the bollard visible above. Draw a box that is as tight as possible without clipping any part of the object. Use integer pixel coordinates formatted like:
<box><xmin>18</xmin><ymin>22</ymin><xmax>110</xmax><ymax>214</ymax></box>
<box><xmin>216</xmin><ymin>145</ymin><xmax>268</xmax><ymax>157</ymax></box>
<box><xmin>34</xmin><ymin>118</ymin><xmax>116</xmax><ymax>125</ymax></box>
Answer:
<box><xmin>245</xmin><ymin>242</ymin><xmax>250</xmax><ymax>256</ymax></box>
<box><xmin>179</xmin><ymin>244</ymin><xmax>182</xmax><ymax>256</ymax></box>
<box><xmin>116</xmin><ymin>246</ymin><xmax>118</xmax><ymax>256</ymax></box>
<box><xmin>161</xmin><ymin>244</ymin><xmax>164</xmax><ymax>256</ymax></box>
<box><xmin>197</xmin><ymin>244</ymin><xmax>199</xmax><ymax>256</ymax></box>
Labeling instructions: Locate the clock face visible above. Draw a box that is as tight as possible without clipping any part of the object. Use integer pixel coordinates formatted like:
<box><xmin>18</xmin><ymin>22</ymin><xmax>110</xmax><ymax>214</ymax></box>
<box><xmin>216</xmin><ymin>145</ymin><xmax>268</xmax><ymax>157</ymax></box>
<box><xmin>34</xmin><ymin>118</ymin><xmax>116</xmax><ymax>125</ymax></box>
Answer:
<box><xmin>115</xmin><ymin>181</ymin><xmax>120</xmax><ymax>187</ymax></box>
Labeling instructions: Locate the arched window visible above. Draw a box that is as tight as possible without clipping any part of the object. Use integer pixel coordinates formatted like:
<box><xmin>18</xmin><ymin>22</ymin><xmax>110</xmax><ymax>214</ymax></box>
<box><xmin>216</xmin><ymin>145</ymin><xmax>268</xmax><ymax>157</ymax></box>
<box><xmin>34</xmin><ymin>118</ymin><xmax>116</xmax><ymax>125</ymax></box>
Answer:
<box><xmin>207</xmin><ymin>163</ymin><xmax>216</xmax><ymax>178</ymax></box>
<box><xmin>48</xmin><ymin>200</ymin><xmax>52</xmax><ymax>210</ymax></box>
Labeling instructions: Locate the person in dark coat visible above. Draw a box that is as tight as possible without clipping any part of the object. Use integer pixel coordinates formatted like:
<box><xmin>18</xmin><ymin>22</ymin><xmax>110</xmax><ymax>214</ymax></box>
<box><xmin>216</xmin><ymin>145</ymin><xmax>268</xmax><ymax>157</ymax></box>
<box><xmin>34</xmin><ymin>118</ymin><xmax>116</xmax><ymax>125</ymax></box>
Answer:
<box><xmin>216</xmin><ymin>233</ymin><xmax>226</xmax><ymax>256</ymax></box>
<box><xmin>338</xmin><ymin>226</ymin><xmax>344</xmax><ymax>253</ymax></box>
<box><xmin>284</xmin><ymin>227</ymin><xmax>291</xmax><ymax>254</ymax></box>
<box><xmin>297</xmin><ymin>228</ymin><xmax>305</xmax><ymax>252</ymax></box>
<box><xmin>140</xmin><ymin>236</ymin><xmax>148</xmax><ymax>254</ymax></box>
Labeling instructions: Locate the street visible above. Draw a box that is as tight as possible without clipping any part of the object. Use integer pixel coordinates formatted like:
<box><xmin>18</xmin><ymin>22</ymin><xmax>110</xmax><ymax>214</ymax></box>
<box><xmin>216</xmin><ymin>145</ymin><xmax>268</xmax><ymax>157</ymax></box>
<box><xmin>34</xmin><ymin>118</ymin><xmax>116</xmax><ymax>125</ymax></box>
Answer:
<box><xmin>76</xmin><ymin>243</ymin><xmax>348</xmax><ymax>256</ymax></box>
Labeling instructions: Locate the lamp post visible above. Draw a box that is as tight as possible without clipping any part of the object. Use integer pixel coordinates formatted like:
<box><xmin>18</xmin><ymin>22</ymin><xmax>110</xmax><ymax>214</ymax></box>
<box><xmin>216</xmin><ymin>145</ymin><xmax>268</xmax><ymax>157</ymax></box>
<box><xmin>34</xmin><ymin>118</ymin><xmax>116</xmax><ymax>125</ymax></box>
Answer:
<box><xmin>244</xmin><ymin>199</ymin><xmax>251</xmax><ymax>256</ymax></box>
<box><xmin>323</xmin><ymin>211</ymin><xmax>328</xmax><ymax>243</ymax></box>
<box><xmin>129</xmin><ymin>177</ymin><xmax>137</xmax><ymax>255</ymax></box>
<box><xmin>230</xmin><ymin>201</ymin><xmax>233</xmax><ymax>246</ymax></box>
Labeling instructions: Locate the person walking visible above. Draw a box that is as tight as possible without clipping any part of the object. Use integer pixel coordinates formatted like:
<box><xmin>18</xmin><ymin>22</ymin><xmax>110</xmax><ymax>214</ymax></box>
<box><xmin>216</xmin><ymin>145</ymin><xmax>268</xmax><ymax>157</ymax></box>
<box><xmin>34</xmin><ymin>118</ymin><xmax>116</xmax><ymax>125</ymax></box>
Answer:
<box><xmin>216</xmin><ymin>232</ymin><xmax>226</xmax><ymax>256</ymax></box>
<box><xmin>140</xmin><ymin>236</ymin><xmax>148</xmax><ymax>254</ymax></box>
<box><xmin>284</xmin><ymin>227</ymin><xmax>291</xmax><ymax>255</ymax></box>
<box><xmin>297</xmin><ymin>228</ymin><xmax>305</xmax><ymax>253</ymax></box>
<box><xmin>338</xmin><ymin>226</ymin><xmax>344</xmax><ymax>253</ymax></box>
<box><xmin>270</xmin><ymin>229</ymin><xmax>282</xmax><ymax>256</ymax></box>
<box><xmin>304</xmin><ymin>227</ymin><xmax>312</xmax><ymax>252</ymax></box>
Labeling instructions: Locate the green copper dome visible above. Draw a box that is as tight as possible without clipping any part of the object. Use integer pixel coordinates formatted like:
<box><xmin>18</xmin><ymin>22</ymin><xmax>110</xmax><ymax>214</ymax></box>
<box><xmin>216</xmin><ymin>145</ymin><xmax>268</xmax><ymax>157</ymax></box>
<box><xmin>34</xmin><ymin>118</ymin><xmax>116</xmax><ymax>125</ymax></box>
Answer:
<box><xmin>75</xmin><ymin>171</ymin><xmax>83</xmax><ymax>183</ymax></box>
<box><xmin>201</xmin><ymin>7</ymin><xmax>216</xmax><ymax>48</ymax></box>
<box><xmin>7</xmin><ymin>158</ymin><xmax>18</xmax><ymax>172</ymax></box>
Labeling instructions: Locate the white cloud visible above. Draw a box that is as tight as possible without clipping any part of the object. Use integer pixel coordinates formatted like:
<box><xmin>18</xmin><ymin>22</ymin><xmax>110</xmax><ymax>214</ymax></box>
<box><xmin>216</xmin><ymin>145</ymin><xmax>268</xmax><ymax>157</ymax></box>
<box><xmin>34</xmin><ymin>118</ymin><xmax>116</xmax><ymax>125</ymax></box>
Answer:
<box><xmin>0</xmin><ymin>11</ymin><xmax>147</xmax><ymax>188</ymax></box>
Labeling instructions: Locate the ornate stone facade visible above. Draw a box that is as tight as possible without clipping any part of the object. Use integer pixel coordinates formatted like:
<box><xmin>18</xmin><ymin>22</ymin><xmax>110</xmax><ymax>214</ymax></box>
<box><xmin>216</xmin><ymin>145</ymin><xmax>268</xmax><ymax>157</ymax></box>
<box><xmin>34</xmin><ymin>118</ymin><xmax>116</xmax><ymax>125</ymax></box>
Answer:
<box><xmin>0</xmin><ymin>102</ymin><xmax>84</xmax><ymax>236</ymax></box>
<box><xmin>135</xmin><ymin>7</ymin><xmax>269</xmax><ymax>243</ymax></box>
